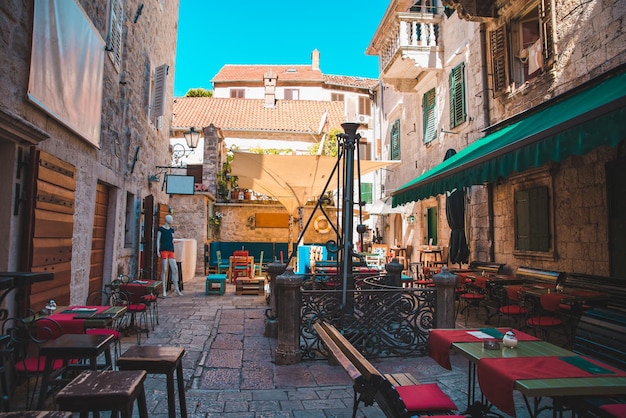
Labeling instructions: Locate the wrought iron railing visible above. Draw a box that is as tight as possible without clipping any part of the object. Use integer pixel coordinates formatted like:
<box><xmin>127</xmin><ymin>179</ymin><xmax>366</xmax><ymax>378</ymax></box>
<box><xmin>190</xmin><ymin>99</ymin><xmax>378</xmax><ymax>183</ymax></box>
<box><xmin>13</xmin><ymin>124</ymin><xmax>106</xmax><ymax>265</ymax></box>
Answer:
<box><xmin>300</xmin><ymin>275</ymin><xmax>436</xmax><ymax>360</ymax></box>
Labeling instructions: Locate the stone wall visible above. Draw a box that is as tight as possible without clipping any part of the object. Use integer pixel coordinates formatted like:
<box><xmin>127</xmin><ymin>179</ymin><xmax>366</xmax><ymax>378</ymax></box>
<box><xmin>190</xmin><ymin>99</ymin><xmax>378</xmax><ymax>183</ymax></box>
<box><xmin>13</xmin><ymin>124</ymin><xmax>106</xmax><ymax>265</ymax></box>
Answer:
<box><xmin>0</xmin><ymin>1</ymin><xmax>179</xmax><ymax>306</ymax></box>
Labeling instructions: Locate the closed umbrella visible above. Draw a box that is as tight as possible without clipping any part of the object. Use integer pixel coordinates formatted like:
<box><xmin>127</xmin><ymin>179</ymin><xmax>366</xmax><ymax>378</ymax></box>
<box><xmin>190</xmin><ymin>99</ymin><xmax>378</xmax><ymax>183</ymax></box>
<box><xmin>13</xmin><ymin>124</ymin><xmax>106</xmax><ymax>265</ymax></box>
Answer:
<box><xmin>444</xmin><ymin>149</ymin><xmax>470</xmax><ymax>265</ymax></box>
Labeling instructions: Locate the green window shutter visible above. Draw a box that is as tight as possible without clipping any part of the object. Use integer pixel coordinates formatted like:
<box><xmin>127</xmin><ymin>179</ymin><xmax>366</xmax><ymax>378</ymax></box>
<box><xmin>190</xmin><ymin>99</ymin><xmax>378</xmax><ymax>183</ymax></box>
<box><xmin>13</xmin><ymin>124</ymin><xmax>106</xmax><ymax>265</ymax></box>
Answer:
<box><xmin>449</xmin><ymin>63</ymin><xmax>467</xmax><ymax>128</ymax></box>
<box><xmin>490</xmin><ymin>25</ymin><xmax>509</xmax><ymax>95</ymax></box>
<box><xmin>423</xmin><ymin>88</ymin><xmax>436</xmax><ymax>143</ymax></box>
<box><xmin>390</xmin><ymin>119</ymin><xmax>401</xmax><ymax>160</ymax></box>
<box><xmin>361</xmin><ymin>183</ymin><xmax>373</xmax><ymax>204</ymax></box>
<box><xmin>516</xmin><ymin>187</ymin><xmax>550</xmax><ymax>251</ymax></box>
<box><xmin>515</xmin><ymin>189</ymin><xmax>531</xmax><ymax>250</ymax></box>
<box><xmin>530</xmin><ymin>186</ymin><xmax>550</xmax><ymax>251</ymax></box>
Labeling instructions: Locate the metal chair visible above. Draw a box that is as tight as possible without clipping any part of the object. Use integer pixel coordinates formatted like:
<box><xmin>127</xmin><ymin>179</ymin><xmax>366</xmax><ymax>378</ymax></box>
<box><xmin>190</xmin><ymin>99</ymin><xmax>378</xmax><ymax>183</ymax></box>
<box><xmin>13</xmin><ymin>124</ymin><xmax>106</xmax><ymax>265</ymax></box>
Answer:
<box><xmin>85</xmin><ymin>289</ymin><xmax>122</xmax><ymax>364</ymax></box>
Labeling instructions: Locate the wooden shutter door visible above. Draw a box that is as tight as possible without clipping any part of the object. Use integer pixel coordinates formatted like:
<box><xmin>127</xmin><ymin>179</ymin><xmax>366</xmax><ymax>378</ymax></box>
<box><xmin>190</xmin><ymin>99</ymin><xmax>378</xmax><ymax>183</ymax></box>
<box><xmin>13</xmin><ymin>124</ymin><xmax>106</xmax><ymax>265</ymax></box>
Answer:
<box><xmin>89</xmin><ymin>182</ymin><xmax>109</xmax><ymax>292</ymax></box>
<box><xmin>141</xmin><ymin>195</ymin><xmax>155</xmax><ymax>279</ymax></box>
<box><xmin>26</xmin><ymin>149</ymin><xmax>75</xmax><ymax>310</ymax></box>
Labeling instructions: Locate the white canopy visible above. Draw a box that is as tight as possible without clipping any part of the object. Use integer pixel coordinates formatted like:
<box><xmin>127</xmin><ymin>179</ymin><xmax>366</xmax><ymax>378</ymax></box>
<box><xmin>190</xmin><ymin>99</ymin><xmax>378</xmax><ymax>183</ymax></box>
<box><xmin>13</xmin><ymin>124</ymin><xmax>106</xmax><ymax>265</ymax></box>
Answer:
<box><xmin>231</xmin><ymin>151</ymin><xmax>399</xmax><ymax>214</ymax></box>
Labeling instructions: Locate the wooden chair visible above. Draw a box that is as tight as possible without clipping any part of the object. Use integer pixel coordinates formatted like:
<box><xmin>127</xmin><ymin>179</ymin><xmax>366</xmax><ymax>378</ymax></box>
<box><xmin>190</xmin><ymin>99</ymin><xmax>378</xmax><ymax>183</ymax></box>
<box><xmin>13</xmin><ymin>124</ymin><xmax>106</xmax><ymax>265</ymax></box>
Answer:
<box><xmin>254</xmin><ymin>250</ymin><xmax>264</xmax><ymax>277</ymax></box>
<box><xmin>231</xmin><ymin>250</ymin><xmax>250</xmax><ymax>283</ymax></box>
<box><xmin>215</xmin><ymin>251</ymin><xmax>229</xmax><ymax>275</ymax></box>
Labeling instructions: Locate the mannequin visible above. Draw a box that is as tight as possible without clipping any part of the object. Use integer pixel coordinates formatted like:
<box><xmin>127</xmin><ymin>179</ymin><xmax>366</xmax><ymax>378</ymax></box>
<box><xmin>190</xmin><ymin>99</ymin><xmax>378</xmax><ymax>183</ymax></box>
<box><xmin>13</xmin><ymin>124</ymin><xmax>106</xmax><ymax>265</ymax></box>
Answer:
<box><xmin>156</xmin><ymin>214</ymin><xmax>183</xmax><ymax>297</ymax></box>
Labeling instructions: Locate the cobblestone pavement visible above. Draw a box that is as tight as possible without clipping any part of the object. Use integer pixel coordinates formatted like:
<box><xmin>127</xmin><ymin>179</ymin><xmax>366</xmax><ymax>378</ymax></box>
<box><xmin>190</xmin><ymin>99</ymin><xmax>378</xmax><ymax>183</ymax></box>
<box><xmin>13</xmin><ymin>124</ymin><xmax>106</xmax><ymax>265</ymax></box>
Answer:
<box><xmin>18</xmin><ymin>275</ymin><xmax>555</xmax><ymax>417</ymax></box>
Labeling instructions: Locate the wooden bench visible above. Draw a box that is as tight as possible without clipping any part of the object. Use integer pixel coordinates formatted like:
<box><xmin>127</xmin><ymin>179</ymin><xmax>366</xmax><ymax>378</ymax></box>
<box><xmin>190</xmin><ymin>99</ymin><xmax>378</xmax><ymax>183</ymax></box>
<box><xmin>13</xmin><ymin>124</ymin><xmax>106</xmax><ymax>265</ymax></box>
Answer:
<box><xmin>313</xmin><ymin>321</ymin><xmax>459</xmax><ymax>418</ymax></box>
<box><xmin>235</xmin><ymin>278</ymin><xmax>265</xmax><ymax>295</ymax></box>
<box><xmin>468</xmin><ymin>261</ymin><xmax>505</xmax><ymax>274</ymax></box>
<box><xmin>565</xmin><ymin>308</ymin><xmax>626</xmax><ymax>416</ymax></box>
<box><xmin>565</xmin><ymin>273</ymin><xmax>626</xmax><ymax>312</ymax></box>
<box><xmin>515</xmin><ymin>266</ymin><xmax>566</xmax><ymax>286</ymax></box>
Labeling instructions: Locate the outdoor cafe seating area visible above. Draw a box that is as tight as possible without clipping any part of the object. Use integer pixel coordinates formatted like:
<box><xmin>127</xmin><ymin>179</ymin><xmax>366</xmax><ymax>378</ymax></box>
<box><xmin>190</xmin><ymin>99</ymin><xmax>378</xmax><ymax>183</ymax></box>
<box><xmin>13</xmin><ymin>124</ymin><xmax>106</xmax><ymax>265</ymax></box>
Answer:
<box><xmin>0</xmin><ymin>273</ymin><xmax>178</xmax><ymax>415</ymax></box>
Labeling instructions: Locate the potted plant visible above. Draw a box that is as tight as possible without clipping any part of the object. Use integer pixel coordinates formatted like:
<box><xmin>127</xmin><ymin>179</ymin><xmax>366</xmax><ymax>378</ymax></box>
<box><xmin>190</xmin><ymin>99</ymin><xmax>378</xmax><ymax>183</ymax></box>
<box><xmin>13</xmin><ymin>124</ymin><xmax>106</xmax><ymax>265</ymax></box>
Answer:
<box><xmin>209</xmin><ymin>211</ymin><xmax>224</xmax><ymax>237</ymax></box>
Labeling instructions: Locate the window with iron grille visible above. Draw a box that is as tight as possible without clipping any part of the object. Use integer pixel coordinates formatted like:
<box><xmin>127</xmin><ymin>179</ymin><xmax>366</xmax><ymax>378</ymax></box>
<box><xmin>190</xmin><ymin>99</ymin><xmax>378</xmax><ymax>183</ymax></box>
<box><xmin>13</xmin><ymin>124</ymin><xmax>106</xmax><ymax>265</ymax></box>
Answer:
<box><xmin>390</xmin><ymin>119</ymin><xmax>401</xmax><ymax>160</ymax></box>
<box><xmin>449</xmin><ymin>63</ymin><xmax>467</xmax><ymax>128</ymax></box>
<box><xmin>423</xmin><ymin>88</ymin><xmax>437</xmax><ymax>143</ymax></box>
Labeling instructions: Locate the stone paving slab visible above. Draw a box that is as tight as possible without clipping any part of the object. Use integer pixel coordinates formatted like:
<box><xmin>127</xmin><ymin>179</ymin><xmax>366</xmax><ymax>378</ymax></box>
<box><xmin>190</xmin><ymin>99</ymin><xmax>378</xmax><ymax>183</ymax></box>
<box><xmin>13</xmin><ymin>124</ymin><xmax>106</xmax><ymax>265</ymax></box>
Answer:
<box><xmin>10</xmin><ymin>274</ymin><xmax>552</xmax><ymax>416</ymax></box>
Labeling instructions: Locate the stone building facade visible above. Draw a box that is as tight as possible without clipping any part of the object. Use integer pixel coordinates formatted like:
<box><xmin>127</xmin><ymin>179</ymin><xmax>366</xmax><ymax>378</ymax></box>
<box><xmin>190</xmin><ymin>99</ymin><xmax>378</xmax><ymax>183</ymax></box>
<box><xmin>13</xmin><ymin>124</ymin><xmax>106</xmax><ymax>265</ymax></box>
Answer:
<box><xmin>0</xmin><ymin>0</ymin><xmax>179</xmax><ymax>310</ymax></box>
<box><xmin>368</xmin><ymin>0</ymin><xmax>626</xmax><ymax>277</ymax></box>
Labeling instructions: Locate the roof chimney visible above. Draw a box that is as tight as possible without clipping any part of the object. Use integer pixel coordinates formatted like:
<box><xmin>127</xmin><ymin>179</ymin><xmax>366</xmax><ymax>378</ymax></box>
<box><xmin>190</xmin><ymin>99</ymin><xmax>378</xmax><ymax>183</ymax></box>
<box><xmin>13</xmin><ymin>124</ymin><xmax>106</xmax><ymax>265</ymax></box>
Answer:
<box><xmin>311</xmin><ymin>49</ymin><xmax>320</xmax><ymax>71</ymax></box>
<box><xmin>264</xmin><ymin>69</ymin><xmax>277</xmax><ymax>108</ymax></box>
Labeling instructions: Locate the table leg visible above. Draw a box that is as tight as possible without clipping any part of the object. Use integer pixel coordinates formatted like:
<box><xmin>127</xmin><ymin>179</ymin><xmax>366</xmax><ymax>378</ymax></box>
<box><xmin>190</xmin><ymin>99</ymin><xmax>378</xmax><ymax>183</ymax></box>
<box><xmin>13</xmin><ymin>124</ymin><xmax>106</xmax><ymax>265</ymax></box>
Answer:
<box><xmin>176</xmin><ymin>361</ymin><xmax>188</xmax><ymax>418</ymax></box>
<box><xmin>36</xmin><ymin>356</ymin><xmax>54</xmax><ymax>409</ymax></box>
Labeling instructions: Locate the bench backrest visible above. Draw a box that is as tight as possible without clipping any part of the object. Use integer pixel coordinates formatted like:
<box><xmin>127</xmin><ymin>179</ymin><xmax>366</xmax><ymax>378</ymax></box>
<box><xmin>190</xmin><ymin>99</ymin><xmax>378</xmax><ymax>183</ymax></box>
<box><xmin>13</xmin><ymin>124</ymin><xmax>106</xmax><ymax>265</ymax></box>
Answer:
<box><xmin>469</xmin><ymin>261</ymin><xmax>505</xmax><ymax>274</ymax></box>
<box><xmin>565</xmin><ymin>273</ymin><xmax>626</xmax><ymax>311</ymax></box>
<box><xmin>315</xmin><ymin>322</ymin><xmax>410</xmax><ymax>417</ymax></box>
<box><xmin>515</xmin><ymin>266</ymin><xmax>565</xmax><ymax>286</ymax></box>
<box><xmin>573</xmin><ymin>308</ymin><xmax>626</xmax><ymax>370</ymax></box>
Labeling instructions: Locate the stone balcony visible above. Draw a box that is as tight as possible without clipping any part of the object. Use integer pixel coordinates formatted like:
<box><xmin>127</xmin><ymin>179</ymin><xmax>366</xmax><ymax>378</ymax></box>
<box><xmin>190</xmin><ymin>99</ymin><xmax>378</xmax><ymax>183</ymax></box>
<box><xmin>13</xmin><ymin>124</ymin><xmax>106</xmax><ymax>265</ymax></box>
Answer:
<box><xmin>374</xmin><ymin>11</ymin><xmax>444</xmax><ymax>92</ymax></box>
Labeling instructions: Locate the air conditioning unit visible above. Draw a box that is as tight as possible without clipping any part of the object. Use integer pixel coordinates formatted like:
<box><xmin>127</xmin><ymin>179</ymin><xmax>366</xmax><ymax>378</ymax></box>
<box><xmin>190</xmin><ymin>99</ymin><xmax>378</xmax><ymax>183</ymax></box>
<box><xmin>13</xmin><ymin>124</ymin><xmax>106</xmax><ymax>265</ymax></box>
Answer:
<box><xmin>357</xmin><ymin>114</ymin><xmax>370</xmax><ymax>125</ymax></box>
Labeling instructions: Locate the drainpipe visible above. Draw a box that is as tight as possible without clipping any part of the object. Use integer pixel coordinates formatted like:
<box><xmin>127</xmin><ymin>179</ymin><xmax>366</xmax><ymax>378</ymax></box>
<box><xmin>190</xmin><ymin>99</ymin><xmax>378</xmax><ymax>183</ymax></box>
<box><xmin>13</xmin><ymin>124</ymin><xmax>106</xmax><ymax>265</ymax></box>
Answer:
<box><xmin>480</xmin><ymin>23</ymin><xmax>495</xmax><ymax>262</ymax></box>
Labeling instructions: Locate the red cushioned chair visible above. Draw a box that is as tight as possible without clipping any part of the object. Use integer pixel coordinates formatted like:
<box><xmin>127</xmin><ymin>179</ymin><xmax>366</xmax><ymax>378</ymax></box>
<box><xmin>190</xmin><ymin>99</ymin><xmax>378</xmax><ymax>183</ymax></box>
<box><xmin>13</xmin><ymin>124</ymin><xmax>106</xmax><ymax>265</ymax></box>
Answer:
<box><xmin>525</xmin><ymin>292</ymin><xmax>569</xmax><ymax>344</ymax></box>
<box><xmin>497</xmin><ymin>285</ymin><xmax>528</xmax><ymax>328</ymax></box>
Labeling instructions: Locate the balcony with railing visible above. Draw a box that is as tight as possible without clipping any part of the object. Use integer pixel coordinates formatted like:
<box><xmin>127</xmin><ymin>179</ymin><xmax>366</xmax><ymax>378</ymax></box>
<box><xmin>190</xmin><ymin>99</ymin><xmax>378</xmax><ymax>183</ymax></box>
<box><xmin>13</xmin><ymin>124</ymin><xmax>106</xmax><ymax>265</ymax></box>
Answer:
<box><xmin>370</xmin><ymin>10</ymin><xmax>444</xmax><ymax>92</ymax></box>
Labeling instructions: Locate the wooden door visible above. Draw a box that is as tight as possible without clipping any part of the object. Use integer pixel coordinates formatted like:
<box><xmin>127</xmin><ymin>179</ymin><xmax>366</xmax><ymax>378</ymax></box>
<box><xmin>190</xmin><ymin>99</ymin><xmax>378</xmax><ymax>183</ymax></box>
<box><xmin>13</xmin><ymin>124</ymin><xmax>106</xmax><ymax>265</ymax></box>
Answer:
<box><xmin>141</xmin><ymin>195</ymin><xmax>155</xmax><ymax>279</ymax></box>
<box><xmin>89</xmin><ymin>182</ymin><xmax>109</xmax><ymax>293</ymax></box>
<box><xmin>24</xmin><ymin>149</ymin><xmax>75</xmax><ymax>310</ymax></box>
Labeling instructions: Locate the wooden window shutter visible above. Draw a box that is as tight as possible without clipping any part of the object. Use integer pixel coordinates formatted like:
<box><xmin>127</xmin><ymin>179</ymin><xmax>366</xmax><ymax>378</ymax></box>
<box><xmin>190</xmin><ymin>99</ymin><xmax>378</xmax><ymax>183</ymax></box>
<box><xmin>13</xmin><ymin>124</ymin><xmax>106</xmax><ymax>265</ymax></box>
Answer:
<box><xmin>489</xmin><ymin>24</ymin><xmax>509</xmax><ymax>95</ymax></box>
<box><xmin>423</xmin><ymin>88</ymin><xmax>436</xmax><ymax>143</ymax></box>
<box><xmin>25</xmin><ymin>149</ymin><xmax>76</xmax><ymax>310</ymax></box>
<box><xmin>515</xmin><ymin>189</ymin><xmax>531</xmax><ymax>250</ymax></box>
<box><xmin>540</xmin><ymin>0</ymin><xmax>555</xmax><ymax>65</ymax></box>
<box><xmin>360</xmin><ymin>182</ymin><xmax>373</xmax><ymax>204</ymax></box>
<box><xmin>449</xmin><ymin>63</ymin><xmax>467</xmax><ymax>128</ymax></box>
<box><xmin>390</xmin><ymin>119</ymin><xmax>401</xmax><ymax>160</ymax></box>
<box><xmin>107</xmin><ymin>0</ymin><xmax>123</xmax><ymax>71</ymax></box>
<box><xmin>151</xmin><ymin>64</ymin><xmax>168</xmax><ymax>123</ymax></box>
<box><xmin>529</xmin><ymin>186</ymin><xmax>550</xmax><ymax>251</ymax></box>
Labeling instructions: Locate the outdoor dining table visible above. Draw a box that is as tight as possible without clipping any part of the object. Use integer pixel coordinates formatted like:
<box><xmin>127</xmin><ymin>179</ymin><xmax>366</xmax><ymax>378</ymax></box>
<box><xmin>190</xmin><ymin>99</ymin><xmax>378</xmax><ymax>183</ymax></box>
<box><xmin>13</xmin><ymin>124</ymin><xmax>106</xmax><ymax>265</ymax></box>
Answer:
<box><xmin>119</xmin><ymin>279</ymin><xmax>162</xmax><ymax>302</ymax></box>
<box><xmin>36</xmin><ymin>333</ymin><xmax>115</xmax><ymax>409</ymax></box>
<box><xmin>41</xmin><ymin>305</ymin><xmax>127</xmax><ymax>335</ymax></box>
<box><xmin>451</xmin><ymin>340</ymin><xmax>626</xmax><ymax>417</ymax></box>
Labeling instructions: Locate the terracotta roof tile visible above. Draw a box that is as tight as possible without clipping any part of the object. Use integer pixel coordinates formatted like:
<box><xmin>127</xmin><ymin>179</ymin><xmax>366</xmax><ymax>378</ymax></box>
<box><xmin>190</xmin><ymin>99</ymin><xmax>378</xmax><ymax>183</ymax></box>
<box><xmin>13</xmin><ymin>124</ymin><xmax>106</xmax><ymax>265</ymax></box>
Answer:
<box><xmin>172</xmin><ymin>97</ymin><xmax>345</xmax><ymax>134</ymax></box>
<box><xmin>323</xmin><ymin>74</ymin><xmax>379</xmax><ymax>89</ymax></box>
<box><xmin>212</xmin><ymin>65</ymin><xmax>324</xmax><ymax>83</ymax></box>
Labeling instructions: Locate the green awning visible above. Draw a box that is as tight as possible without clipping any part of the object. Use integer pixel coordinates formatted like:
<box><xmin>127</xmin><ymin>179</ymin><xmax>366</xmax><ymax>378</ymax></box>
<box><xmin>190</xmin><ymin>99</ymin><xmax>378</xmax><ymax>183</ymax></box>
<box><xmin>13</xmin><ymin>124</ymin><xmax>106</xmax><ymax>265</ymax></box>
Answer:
<box><xmin>392</xmin><ymin>70</ymin><xmax>626</xmax><ymax>206</ymax></box>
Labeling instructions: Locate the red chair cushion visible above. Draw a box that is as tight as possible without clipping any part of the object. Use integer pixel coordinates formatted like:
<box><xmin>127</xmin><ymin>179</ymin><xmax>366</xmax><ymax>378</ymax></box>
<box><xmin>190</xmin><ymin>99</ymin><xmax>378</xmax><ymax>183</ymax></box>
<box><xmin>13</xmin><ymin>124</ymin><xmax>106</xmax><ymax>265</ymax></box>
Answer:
<box><xmin>396</xmin><ymin>383</ymin><xmax>457</xmax><ymax>412</ymax></box>
<box><xmin>599</xmin><ymin>403</ymin><xmax>626</xmax><ymax>417</ymax></box>
<box><xmin>142</xmin><ymin>294</ymin><xmax>157</xmax><ymax>302</ymax></box>
<box><xmin>499</xmin><ymin>305</ymin><xmax>528</xmax><ymax>315</ymax></box>
<box><xmin>460</xmin><ymin>293</ymin><xmax>484</xmax><ymax>301</ymax></box>
<box><xmin>128</xmin><ymin>303</ymin><xmax>146</xmax><ymax>312</ymax></box>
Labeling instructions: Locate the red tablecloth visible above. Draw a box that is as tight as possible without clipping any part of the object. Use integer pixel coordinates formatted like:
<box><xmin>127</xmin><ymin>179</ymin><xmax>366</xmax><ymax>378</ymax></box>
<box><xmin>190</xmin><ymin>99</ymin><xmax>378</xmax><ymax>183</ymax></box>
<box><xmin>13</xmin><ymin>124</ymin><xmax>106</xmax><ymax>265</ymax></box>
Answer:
<box><xmin>428</xmin><ymin>328</ymin><xmax>539</xmax><ymax>370</ymax></box>
<box><xmin>120</xmin><ymin>280</ymin><xmax>157</xmax><ymax>302</ymax></box>
<box><xmin>45</xmin><ymin>305</ymin><xmax>110</xmax><ymax>334</ymax></box>
<box><xmin>478</xmin><ymin>356</ymin><xmax>626</xmax><ymax>417</ymax></box>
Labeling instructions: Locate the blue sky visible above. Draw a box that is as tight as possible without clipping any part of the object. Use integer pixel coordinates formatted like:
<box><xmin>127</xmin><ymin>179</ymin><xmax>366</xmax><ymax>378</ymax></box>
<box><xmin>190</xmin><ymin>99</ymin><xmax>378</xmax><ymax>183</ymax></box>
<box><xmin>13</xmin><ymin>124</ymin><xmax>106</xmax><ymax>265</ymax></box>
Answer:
<box><xmin>173</xmin><ymin>0</ymin><xmax>390</xmax><ymax>97</ymax></box>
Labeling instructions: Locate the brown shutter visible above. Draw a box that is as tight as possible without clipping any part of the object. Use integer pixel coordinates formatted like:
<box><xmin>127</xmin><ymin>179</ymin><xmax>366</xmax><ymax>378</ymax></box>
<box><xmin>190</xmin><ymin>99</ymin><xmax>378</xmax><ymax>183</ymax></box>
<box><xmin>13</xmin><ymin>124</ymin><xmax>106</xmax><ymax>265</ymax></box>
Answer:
<box><xmin>26</xmin><ymin>149</ymin><xmax>76</xmax><ymax>310</ymax></box>
<box><xmin>540</xmin><ymin>0</ymin><xmax>555</xmax><ymax>66</ymax></box>
<box><xmin>489</xmin><ymin>24</ymin><xmax>509</xmax><ymax>95</ymax></box>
